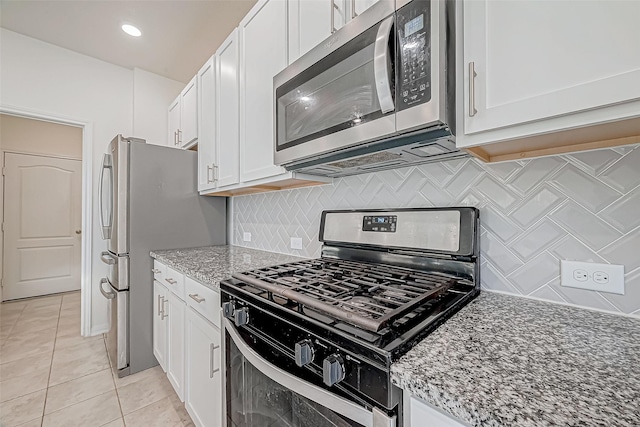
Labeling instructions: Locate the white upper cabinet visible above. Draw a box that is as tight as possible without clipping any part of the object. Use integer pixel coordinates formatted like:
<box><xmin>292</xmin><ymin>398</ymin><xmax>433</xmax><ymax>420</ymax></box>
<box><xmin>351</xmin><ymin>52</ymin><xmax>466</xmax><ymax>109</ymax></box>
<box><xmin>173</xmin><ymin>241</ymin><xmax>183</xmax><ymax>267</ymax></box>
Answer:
<box><xmin>216</xmin><ymin>29</ymin><xmax>241</xmax><ymax>188</ymax></box>
<box><xmin>180</xmin><ymin>76</ymin><xmax>198</xmax><ymax>147</ymax></box>
<box><xmin>167</xmin><ymin>76</ymin><xmax>198</xmax><ymax>149</ymax></box>
<box><xmin>197</xmin><ymin>57</ymin><xmax>217</xmax><ymax>193</ymax></box>
<box><xmin>352</xmin><ymin>0</ymin><xmax>379</xmax><ymax>18</ymax></box>
<box><xmin>460</xmin><ymin>0</ymin><xmax>640</xmax><ymax>148</ymax></box>
<box><xmin>288</xmin><ymin>0</ymin><xmax>334</xmax><ymax>63</ymax></box>
<box><xmin>168</xmin><ymin>97</ymin><xmax>181</xmax><ymax>148</ymax></box>
<box><xmin>239</xmin><ymin>0</ymin><xmax>288</xmax><ymax>182</ymax></box>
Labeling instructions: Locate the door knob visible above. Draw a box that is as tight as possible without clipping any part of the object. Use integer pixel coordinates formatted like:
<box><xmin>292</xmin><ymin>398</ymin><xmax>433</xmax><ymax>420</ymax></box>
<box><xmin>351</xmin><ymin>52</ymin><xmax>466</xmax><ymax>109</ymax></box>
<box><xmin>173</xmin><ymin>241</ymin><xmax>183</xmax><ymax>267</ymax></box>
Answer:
<box><xmin>75</xmin><ymin>230</ymin><xmax>82</xmax><ymax>234</ymax></box>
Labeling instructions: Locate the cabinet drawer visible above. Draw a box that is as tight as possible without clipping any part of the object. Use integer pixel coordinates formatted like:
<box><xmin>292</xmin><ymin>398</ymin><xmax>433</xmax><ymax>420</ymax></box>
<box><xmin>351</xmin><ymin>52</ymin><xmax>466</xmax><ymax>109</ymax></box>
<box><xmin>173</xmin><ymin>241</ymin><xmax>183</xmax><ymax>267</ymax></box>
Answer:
<box><xmin>185</xmin><ymin>277</ymin><xmax>220</xmax><ymax>328</ymax></box>
<box><xmin>164</xmin><ymin>266</ymin><xmax>185</xmax><ymax>301</ymax></box>
<box><xmin>153</xmin><ymin>260</ymin><xmax>166</xmax><ymax>282</ymax></box>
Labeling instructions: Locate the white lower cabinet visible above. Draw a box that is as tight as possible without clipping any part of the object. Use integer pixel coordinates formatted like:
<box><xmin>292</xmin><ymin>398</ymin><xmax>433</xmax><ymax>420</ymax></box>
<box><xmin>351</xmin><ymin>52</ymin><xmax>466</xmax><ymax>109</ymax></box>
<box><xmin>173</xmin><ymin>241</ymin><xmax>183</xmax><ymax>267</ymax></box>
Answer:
<box><xmin>153</xmin><ymin>260</ymin><xmax>222</xmax><ymax>426</ymax></box>
<box><xmin>405</xmin><ymin>394</ymin><xmax>469</xmax><ymax>427</ymax></box>
<box><xmin>185</xmin><ymin>307</ymin><xmax>222</xmax><ymax>427</ymax></box>
<box><xmin>153</xmin><ymin>280</ymin><xmax>168</xmax><ymax>372</ymax></box>
<box><xmin>166</xmin><ymin>291</ymin><xmax>186</xmax><ymax>401</ymax></box>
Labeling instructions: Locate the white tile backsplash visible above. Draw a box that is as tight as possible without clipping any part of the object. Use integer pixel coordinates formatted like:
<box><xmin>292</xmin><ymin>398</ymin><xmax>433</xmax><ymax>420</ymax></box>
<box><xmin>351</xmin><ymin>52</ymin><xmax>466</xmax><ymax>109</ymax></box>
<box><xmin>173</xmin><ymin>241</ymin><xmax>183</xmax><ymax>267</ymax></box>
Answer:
<box><xmin>231</xmin><ymin>146</ymin><xmax>640</xmax><ymax>316</ymax></box>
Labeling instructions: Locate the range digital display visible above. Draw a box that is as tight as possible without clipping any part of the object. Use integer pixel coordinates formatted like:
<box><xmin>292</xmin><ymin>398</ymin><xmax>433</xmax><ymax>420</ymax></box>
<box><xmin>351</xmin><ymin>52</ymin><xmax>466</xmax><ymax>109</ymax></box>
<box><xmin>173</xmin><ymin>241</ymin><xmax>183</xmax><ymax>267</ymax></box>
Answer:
<box><xmin>363</xmin><ymin>215</ymin><xmax>397</xmax><ymax>232</ymax></box>
<box><xmin>404</xmin><ymin>14</ymin><xmax>424</xmax><ymax>37</ymax></box>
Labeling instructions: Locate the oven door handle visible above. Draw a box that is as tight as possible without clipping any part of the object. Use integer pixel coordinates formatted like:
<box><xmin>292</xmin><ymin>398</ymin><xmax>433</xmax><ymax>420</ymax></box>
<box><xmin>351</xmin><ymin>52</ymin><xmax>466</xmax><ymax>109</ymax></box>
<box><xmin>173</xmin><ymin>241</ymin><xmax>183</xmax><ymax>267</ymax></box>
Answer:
<box><xmin>373</xmin><ymin>15</ymin><xmax>395</xmax><ymax>114</ymax></box>
<box><xmin>224</xmin><ymin>318</ymin><xmax>394</xmax><ymax>427</ymax></box>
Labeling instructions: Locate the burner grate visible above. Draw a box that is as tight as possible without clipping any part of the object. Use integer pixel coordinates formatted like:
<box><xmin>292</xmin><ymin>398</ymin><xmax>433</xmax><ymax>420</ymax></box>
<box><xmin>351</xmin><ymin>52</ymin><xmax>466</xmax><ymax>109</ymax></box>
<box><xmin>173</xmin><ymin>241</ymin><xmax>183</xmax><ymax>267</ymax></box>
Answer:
<box><xmin>232</xmin><ymin>258</ymin><xmax>460</xmax><ymax>332</ymax></box>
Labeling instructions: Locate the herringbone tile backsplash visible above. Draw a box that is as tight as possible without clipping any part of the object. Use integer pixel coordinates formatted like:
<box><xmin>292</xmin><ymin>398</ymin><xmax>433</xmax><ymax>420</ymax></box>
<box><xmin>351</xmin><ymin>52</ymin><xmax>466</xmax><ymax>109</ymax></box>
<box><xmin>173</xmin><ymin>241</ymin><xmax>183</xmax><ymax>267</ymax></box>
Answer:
<box><xmin>231</xmin><ymin>146</ymin><xmax>640</xmax><ymax>317</ymax></box>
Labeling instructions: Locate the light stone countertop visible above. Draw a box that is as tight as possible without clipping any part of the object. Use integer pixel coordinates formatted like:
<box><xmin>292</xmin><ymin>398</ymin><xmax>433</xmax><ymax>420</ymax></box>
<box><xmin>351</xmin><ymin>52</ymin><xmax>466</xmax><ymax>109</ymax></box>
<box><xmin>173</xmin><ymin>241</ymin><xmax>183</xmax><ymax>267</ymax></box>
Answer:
<box><xmin>150</xmin><ymin>247</ymin><xmax>640</xmax><ymax>426</ymax></box>
<box><xmin>391</xmin><ymin>292</ymin><xmax>640</xmax><ymax>427</ymax></box>
<box><xmin>150</xmin><ymin>245</ymin><xmax>304</xmax><ymax>290</ymax></box>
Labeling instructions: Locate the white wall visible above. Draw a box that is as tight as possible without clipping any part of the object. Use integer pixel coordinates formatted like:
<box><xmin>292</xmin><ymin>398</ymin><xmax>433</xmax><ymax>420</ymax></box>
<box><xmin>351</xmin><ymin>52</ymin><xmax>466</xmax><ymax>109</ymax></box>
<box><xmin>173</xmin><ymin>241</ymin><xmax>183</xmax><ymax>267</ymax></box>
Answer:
<box><xmin>133</xmin><ymin>68</ymin><xmax>183</xmax><ymax>146</ymax></box>
<box><xmin>0</xmin><ymin>28</ymin><xmax>183</xmax><ymax>334</ymax></box>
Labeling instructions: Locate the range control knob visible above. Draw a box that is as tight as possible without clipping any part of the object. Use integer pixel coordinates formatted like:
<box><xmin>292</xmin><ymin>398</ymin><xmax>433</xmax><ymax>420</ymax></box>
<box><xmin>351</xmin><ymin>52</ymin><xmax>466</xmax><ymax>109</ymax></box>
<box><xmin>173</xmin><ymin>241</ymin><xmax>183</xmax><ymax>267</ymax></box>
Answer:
<box><xmin>222</xmin><ymin>302</ymin><xmax>235</xmax><ymax>320</ymax></box>
<box><xmin>322</xmin><ymin>354</ymin><xmax>345</xmax><ymax>387</ymax></box>
<box><xmin>294</xmin><ymin>339</ymin><xmax>315</xmax><ymax>367</ymax></box>
<box><xmin>234</xmin><ymin>307</ymin><xmax>250</xmax><ymax>327</ymax></box>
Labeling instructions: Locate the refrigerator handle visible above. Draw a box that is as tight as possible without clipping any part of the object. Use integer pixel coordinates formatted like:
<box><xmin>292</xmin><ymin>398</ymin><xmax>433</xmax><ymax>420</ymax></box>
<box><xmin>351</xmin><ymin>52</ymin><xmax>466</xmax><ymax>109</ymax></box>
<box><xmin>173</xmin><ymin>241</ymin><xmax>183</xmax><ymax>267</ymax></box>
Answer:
<box><xmin>99</xmin><ymin>154</ymin><xmax>114</xmax><ymax>240</ymax></box>
<box><xmin>100</xmin><ymin>251</ymin><xmax>116</xmax><ymax>265</ymax></box>
<box><xmin>99</xmin><ymin>278</ymin><xmax>116</xmax><ymax>300</ymax></box>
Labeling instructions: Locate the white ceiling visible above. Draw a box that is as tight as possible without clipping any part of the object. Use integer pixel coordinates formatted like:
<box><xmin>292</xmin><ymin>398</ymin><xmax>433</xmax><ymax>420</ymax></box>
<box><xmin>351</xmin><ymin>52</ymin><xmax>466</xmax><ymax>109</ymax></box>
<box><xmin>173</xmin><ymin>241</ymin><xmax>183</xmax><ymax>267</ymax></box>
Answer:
<box><xmin>0</xmin><ymin>0</ymin><xmax>258</xmax><ymax>83</ymax></box>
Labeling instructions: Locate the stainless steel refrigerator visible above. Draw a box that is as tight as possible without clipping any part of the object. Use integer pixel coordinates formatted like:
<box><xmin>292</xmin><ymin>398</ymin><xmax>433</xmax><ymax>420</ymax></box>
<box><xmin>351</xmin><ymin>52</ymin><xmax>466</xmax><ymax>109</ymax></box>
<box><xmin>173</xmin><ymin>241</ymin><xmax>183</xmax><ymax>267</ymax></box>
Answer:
<box><xmin>98</xmin><ymin>135</ymin><xmax>226</xmax><ymax>377</ymax></box>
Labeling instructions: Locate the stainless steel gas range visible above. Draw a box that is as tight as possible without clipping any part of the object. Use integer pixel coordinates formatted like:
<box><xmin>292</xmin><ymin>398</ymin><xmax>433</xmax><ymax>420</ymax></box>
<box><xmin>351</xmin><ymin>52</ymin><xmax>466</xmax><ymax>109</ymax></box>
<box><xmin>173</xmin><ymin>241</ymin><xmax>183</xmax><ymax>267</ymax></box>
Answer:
<box><xmin>220</xmin><ymin>207</ymin><xmax>480</xmax><ymax>427</ymax></box>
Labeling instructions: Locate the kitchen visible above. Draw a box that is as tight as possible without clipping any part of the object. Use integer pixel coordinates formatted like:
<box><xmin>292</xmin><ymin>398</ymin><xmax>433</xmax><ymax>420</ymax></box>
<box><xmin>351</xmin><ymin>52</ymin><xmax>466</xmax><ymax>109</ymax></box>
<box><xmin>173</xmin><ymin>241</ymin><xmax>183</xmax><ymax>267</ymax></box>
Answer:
<box><xmin>1</xmin><ymin>0</ymin><xmax>639</xmax><ymax>426</ymax></box>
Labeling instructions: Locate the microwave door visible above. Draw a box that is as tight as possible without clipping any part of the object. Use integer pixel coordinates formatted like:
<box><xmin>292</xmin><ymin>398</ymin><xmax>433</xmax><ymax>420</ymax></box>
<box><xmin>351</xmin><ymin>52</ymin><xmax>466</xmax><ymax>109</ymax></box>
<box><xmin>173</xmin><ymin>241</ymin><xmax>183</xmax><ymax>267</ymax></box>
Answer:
<box><xmin>274</xmin><ymin>9</ymin><xmax>396</xmax><ymax>166</ymax></box>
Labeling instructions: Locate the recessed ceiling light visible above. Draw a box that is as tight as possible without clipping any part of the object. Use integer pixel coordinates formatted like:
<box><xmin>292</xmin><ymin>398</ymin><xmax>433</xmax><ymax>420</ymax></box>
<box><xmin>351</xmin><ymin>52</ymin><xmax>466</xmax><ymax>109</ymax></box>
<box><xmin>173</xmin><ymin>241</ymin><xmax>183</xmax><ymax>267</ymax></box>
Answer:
<box><xmin>122</xmin><ymin>24</ymin><xmax>142</xmax><ymax>37</ymax></box>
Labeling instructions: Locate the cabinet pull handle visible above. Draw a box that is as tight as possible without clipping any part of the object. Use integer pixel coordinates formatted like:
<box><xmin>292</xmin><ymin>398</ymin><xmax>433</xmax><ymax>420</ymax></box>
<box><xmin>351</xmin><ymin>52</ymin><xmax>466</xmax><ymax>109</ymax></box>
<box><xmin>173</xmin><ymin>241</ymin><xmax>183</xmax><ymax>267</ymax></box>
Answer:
<box><xmin>210</xmin><ymin>344</ymin><xmax>220</xmax><ymax>377</ymax></box>
<box><xmin>469</xmin><ymin>62</ymin><xmax>478</xmax><ymax>117</ymax></box>
<box><xmin>207</xmin><ymin>165</ymin><xmax>214</xmax><ymax>183</ymax></box>
<box><xmin>213</xmin><ymin>164</ymin><xmax>219</xmax><ymax>182</ymax></box>
<box><xmin>331</xmin><ymin>0</ymin><xmax>338</xmax><ymax>34</ymax></box>
<box><xmin>173</xmin><ymin>131</ymin><xmax>178</xmax><ymax>146</ymax></box>
<box><xmin>152</xmin><ymin>268</ymin><xmax>161</xmax><ymax>274</ymax></box>
<box><xmin>177</xmin><ymin>129</ymin><xmax>183</xmax><ymax>144</ymax></box>
<box><xmin>351</xmin><ymin>0</ymin><xmax>357</xmax><ymax>19</ymax></box>
<box><xmin>165</xmin><ymin>278</ymin><xmax>177</xmax><ymax>285</ymax></box>
<box><xmin>157</xmin><ymin>294</ymin><xmax>162</xmax><ymax>316</ymax></box>
<box><xmin>161</xmin><ymin>298</ymin><xmax>169</xmax><ymax>320</ymax></box>
<box><xmin>189</xmin><ymin>293</ymin><xmax>205</xmax><ymax>303</ymax></box>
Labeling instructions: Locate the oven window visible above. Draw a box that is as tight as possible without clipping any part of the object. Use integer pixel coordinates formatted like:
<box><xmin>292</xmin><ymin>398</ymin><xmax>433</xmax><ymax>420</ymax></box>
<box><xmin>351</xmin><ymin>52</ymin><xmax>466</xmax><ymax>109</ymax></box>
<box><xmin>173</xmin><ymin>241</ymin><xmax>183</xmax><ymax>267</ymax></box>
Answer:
<box><xmin>227</xmin><ymin>337</ymin><xmax>365</xmax><ymax>427</ymax></box>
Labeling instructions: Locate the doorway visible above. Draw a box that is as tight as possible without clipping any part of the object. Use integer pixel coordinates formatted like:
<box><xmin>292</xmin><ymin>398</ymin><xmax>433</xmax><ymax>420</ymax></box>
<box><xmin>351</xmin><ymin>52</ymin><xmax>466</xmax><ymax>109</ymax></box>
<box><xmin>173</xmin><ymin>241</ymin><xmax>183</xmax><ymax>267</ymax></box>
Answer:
<box><xmin>1</xmin><ymin>114</ymin><xmax>83</xmax><ymax>300</ymax></box>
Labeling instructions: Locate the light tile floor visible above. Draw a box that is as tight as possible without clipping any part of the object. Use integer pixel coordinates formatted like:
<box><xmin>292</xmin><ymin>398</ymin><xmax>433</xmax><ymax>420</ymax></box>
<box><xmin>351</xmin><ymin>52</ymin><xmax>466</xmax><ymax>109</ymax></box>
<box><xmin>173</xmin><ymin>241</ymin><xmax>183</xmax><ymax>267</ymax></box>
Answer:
<box><xmin>0</xmin><ymin>292</ymin><xmax>194</xmax><ymax>427</ymax></box>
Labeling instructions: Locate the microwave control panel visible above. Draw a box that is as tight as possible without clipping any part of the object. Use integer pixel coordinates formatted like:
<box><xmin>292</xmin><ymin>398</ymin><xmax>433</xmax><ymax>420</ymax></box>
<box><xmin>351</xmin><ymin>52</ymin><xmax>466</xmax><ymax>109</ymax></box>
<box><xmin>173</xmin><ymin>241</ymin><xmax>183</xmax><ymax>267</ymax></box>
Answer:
<box><xmin>397</xmin><ymin>1</ymin><xmax>431</xmax><ymax>111</ymax></box>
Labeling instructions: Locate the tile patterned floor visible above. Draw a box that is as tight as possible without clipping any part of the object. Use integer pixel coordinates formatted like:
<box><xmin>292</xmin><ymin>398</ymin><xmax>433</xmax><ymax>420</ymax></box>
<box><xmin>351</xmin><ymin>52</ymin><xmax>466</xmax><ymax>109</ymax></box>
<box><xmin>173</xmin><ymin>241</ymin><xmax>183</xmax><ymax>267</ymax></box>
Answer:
<box><xmin>0</xmin><ymin>292</ymin><xmax>194</xmax><ymax>427</ymax></box>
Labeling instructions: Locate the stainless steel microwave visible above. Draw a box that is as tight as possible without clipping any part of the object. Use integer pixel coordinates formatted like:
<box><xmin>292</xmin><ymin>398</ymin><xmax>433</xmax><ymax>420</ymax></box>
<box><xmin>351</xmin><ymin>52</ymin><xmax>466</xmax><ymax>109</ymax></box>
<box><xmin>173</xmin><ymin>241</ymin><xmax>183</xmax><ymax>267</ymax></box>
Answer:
<box><xmin>274</xmin><ymin>0</ymin><xmax>464</xmax><ymax>177</ymax></box>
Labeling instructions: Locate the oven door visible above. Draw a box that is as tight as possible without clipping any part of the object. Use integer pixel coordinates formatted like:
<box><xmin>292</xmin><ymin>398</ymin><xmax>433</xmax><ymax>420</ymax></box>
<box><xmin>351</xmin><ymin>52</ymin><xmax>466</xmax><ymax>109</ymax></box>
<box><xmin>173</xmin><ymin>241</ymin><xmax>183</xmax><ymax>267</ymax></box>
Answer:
<box><xmin>224</xmin><ymin>318</ymin><xmax>394</xmax><ymax>427</ymax></box>
<box><xmin>274</xmin><ymin>1</ymin><xmax>397</xmax><ymax>167</ymax></box>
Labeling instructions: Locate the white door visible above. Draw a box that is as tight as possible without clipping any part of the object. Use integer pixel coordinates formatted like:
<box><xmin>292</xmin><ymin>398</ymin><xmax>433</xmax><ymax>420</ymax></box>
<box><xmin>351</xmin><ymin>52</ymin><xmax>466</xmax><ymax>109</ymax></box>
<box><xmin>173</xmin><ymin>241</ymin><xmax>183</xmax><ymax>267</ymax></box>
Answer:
<box><xmin>185</xmin><ymin>308</ymin><xmax>222</xmax><ymax>427</ymax></box>
<box><xmin>239</xmin><ymin>0</ymin><xmax>287</xmax><ymax>182</ymax></box>
<box><xmin>166</xmin><ymin>292</ymin><xmax>185</xmax><ymax>402</ymax></box>
<box><xmin>168</xmin><ymin>96</ymin><xmax>181</xmax><ymax>148</ymax></box>
<box><xmin>180</xmin><ymin>76</ymin><xmax>198</xmax><ymax>147</ymax></box>
<box><xmin>153</xmin><ymin>280</ymin><xmax>168</xmax><ymax>371</ymax></box>
<box><xmin>463</xmin><ymin>0</ymin><xmax>640</xmax><ymax>135</ymax></box>
<box><xmin>288</xmin><ymin>0</ymin><xmax>333</xmax><ymax>63</ymax></box>
<box><xmin>197</xmin><ymin>57</ymin><xmax>217</xmax><ymax>192</ymax></box>
<box><xmin>216</xmin><ymin>29</ymin><xmax>241</xmax><ymax>187</ymax></box>
<box><xmin>3</xmin><ymin>153</ymin><xmax>81</xmax><ymax>300</ymax></box>
<box><xmin>352</xmin><ymin>0</ymin><xmax>379</xmax><ymax>18</ymax></box>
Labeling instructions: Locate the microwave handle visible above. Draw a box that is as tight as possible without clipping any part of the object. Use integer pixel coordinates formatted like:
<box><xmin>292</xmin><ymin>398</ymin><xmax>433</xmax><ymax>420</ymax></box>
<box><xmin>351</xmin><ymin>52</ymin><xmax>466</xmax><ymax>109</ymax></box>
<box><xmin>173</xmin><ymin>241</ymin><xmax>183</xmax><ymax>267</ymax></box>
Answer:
<box><xmin>373</xmin><ymin>16</ymin><xmax>395</xmax><ymax>114</ymax></box>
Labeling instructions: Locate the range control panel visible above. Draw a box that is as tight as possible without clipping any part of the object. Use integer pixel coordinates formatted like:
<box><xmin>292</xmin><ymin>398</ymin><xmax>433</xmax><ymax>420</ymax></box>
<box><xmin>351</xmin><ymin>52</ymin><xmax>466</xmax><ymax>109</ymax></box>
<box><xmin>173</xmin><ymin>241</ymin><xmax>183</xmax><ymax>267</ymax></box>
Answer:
<box><xmin>362</xmin><ymin>215</ymin><xmax>397</xmax><ymax>233</ymax></box>
<box><xmin>397</xmin><ymin>0</ymin><xmax>431</xmax><ymax>111</ymax></box>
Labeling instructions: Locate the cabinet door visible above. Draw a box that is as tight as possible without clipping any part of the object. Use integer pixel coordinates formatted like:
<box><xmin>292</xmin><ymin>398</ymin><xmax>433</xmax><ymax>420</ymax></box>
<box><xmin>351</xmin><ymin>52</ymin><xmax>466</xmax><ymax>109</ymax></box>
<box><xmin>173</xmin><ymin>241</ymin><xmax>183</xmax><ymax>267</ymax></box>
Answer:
<box><xmin>166</xmin><ymin>292</ymin><xmax>185</xmax><ymax>402</ymax></box>
<box><xmin>180</xmin><ymin>76</ymin><xmax>198</xmax><ymax>147</ymax></box>
<box><xmin>167</xmin><ymin>97</ymin><xmax>181</xmax><ymax>148</ymax></box>
<box><xmin>239</xmin><ymin>0</ymin><xmax>287</xmax><ymax>183</ymax></box>
<box><xmin>197</xmin><ymin>57</ymin><xmax>217</xmax><ymax>192</ymax></box>
<box><xmin>288</xmin><ymin>0</ymin><xmax>333</xmax><ymax>63</ymax></box>
<box><xmin>406</xmin><ymin>395</ymin><xmax>468</xmax><ymax>427</ymax></box>
<box><xmin>185</xmin><ymin>308</ymin><xmax>222</xmax><ymax>427</ymax></box>
<box><xmin>216</xmin><ymin>29</ymin><xmax>241</xmax><ymax>187</ymax></box>
<box><xmin>463</xmin><ymin>0</ymin><xmax>640</xmax><ymax>135</ymax></box>
<box><xmin>153</xmin><ymin>281</ymin><xmax>168</xmax><ymax>372</ymax></box>
<box><xmin>352</xmin><ymin>0</ymin><xmax>379</xmax><ymax>18</ymax></box>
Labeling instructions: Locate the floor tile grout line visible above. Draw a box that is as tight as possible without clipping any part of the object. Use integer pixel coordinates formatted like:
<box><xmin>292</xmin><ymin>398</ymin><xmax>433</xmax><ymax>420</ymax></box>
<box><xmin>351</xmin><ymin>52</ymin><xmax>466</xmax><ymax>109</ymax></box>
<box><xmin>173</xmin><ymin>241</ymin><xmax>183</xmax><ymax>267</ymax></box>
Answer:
<box><xmin>40</xmin><ymin>297</ymin><xmax>64</xmax><ymax>427</ymax></box>
<box><xmin>106</xmin><ymin>335</ymin><xmax>127</xmax><ymax>423</ymax></box>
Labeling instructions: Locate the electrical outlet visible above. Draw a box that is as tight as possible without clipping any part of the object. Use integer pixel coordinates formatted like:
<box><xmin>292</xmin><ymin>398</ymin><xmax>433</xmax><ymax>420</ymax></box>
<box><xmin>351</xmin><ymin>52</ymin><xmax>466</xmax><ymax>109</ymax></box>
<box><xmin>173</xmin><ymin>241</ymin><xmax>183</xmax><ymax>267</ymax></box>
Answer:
<box><xmin>290</xmin><ymin>237</ymin><xmax>303</xmax><ymax>250</ymax></box>
<box><xmin>243</xmin><ymin>232</ymin><xmax>252</xmax><ymax>242</ymax></box>
<box><xmin>560</xmin><ymin>260</ymin><xmax>624</xmax><ymax>295</ymax></box>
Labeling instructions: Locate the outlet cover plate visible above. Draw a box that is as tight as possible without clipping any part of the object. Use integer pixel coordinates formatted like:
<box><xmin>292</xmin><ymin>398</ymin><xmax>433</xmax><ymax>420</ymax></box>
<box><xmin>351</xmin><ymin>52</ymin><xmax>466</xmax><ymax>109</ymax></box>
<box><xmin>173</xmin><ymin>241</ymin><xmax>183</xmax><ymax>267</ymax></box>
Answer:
<box><xmin>290</xmin><ymin>237</ymin><xmax>303</xmax><ymax>250</ymax></box>
<box><xmin>243</xmin><ymin>232</ymin><xmax>252</xmax><ymax>242</ymax></box>
<box><xmin>560</xmin><ymin>260</ymin><xmax>624</xmax><ymax>295</ymax></box>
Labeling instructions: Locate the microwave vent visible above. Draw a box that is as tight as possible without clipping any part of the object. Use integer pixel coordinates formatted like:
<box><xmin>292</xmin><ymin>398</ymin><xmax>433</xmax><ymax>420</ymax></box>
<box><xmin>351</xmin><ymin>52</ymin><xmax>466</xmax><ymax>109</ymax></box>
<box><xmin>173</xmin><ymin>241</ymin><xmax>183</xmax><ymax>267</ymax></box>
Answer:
<box><xmin>328</xmin><ymin>152</ymin><xmax>403</xmax><ymax>169</ymax></box>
